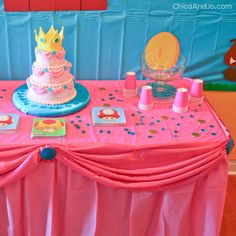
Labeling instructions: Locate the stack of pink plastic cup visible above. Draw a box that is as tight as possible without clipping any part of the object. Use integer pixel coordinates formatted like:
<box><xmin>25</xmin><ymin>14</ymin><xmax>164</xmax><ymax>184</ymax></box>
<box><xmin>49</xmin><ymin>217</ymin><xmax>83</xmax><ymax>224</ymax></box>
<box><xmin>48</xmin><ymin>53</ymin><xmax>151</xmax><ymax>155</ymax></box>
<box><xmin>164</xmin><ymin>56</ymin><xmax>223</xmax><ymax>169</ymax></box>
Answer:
<box><xmin>123</xmin><ymin>72</ymin><xmax>137</xmax><ymax>98</ymax></box>
<box><xmin>190</xmin><ymin>79</ymin><xmax>204</xmax><ymax>103</ymax></box>
<box><xmin>172</xmin><ymin>88</ymin><xmax>189</xmax><ymax>113</ymax></box>
<box><xmin>138</xmin><ymin>85</ymin><xmax>153</xmax><ymax>110</ymax></box>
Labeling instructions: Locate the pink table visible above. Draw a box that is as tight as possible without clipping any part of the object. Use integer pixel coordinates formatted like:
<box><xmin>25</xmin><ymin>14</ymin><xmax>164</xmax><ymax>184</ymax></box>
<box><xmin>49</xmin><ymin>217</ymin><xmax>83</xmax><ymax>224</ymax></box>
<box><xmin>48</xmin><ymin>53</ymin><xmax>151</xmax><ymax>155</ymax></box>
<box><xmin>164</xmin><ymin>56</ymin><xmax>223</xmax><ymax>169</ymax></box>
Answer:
<box><xmin>0</xmin><ymin>80</ymin><xmax>231</xmax><ymax>236</ymax></box>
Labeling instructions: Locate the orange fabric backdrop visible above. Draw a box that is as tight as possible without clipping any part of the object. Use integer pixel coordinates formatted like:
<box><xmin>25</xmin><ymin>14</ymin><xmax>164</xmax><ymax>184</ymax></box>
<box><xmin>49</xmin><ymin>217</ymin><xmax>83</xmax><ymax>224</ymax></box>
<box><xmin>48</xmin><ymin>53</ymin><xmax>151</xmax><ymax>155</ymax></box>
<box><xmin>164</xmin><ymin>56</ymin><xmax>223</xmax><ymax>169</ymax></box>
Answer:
<box><xmin>205</xmin><ymin>92</ymin><xmax>236</xmax><ymax>160</ymax></box>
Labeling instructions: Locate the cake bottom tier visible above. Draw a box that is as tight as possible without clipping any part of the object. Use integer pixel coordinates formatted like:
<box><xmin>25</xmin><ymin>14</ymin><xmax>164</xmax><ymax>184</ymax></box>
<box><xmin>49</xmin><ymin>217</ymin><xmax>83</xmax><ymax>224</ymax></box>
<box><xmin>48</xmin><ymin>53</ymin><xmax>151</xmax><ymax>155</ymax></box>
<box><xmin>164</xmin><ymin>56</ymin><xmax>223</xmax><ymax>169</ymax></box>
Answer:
<box><xmin>27</xmin><ymin>88</ymin><xmax>77</xmax><ymax>105</ymax></box>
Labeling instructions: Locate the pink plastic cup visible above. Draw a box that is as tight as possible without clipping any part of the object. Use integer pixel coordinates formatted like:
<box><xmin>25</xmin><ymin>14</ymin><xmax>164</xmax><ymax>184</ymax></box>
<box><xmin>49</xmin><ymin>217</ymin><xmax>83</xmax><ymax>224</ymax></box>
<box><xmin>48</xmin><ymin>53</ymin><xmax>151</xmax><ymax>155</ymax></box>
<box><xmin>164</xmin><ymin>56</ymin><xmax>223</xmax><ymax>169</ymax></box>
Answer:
<box><xmin>138</xmin><ymin>85</ymin><xmax>153</xmax><ymax>110</ymax></box>
<box><xmin>123</xmin><ymin>72</ymin><xmax>137</xmax><ymax>97</ymax></box>
<box><xmin>172</xmin><ymin>88</ymin><xmax>189</xmax><ymax>113</ymax></box>
<box><xmin>190</xmin><ymin>79</ymin><xmax>204</xmax><ymax>103</ymax></box>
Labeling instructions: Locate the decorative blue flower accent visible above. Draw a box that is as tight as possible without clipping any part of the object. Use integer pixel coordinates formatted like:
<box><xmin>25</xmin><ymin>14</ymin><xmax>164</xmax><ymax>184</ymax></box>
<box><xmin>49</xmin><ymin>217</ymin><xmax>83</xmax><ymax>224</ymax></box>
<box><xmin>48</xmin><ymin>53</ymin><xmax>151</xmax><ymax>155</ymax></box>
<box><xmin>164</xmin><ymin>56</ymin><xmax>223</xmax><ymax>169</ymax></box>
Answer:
<box><xmin>64</xmin><ymin>66</ymin><xmax>67</xmax><ymax>70</ymax></box>
<box><xmin>44</xmin><ymin>68</ymin><xmax>48</xmax><ymax>73</ymax></box>
<box><xmin>226</xmin><ymin>138</ymin><xmax>234</xmax><ymax>155</ymax></box>
<box><xmin>48</xmin><ymin>87</ymin><xmax>52</xmax><ymax>92</ymax></box>
<box><xmin>52</xmin><ymin>51</ymin><xmax>56</xmax><ymax>55</ymax></box>
<box><xmin>40</xmin><ymin>147</ymin><xmax>56</xmax><ymax>160</ymax></box>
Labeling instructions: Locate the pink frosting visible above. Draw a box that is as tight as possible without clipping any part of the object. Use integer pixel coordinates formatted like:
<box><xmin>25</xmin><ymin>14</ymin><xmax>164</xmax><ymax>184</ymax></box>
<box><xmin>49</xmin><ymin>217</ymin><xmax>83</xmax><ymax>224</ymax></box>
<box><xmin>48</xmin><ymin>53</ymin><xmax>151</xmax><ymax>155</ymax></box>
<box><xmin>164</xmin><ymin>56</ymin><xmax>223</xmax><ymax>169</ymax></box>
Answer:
<box><xmin>51</xmin><ymin>87</ymin><xmax>64</xmax><ymax>94</ymax></box>
<box><xmin>29</xmin><ymin>81</ymin><xmax>74</xmax><ymax>95</ymax></box>
<box><xmin>31</xmin><ymin>84</ymin><xmax>48</xmax><ymax>94</ymax></box>
<box><xmin>35</xmin><ymin>47</ymin><xmax>66</xmax><ymax>59</ymax></box>
<box><xmin>48</xmin><ymin>68</ymin><xmax>65</xmax><ymax>78</ymax></box>
<box><xmin>32</xmin><ymin>61</ymin><xmax>72</xmax><ymax>79</ymax></box>
<box><xmin>32</xmin><ymin>63</ymin><xmax>44</xmax><ymax>76</ymax></box>
<box><xmin>66</xmin><ymin>81</ymin><xmax>74</xmax><ymax>89</ymax></box>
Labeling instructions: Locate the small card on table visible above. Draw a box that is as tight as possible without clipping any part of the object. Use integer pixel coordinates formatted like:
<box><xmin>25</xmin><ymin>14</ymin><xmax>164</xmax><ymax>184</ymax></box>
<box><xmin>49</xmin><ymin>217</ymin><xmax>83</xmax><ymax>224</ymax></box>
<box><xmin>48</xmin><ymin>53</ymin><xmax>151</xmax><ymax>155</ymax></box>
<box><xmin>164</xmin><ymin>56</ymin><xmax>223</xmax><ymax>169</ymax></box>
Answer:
<box><xmin>0</xmin><ymin>113</ymin><xmax>20</xmax><ymax>133</ymax></box>
<box><xmin>92</xmin><ymin>107</ymin><xmax>126</xmax><ymax>126</ymax></box>
<box><xmin>31</xmin><ymin>118</ymin><xmax>66</xmax><ymax>138</ymax></box>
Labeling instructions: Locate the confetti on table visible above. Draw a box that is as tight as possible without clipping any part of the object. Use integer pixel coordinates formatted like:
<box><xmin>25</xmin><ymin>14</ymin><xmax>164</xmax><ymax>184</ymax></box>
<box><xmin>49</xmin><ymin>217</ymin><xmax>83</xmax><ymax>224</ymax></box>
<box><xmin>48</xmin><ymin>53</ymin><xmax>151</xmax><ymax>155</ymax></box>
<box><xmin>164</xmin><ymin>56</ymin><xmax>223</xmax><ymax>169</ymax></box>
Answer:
<box><xmin>197</xmin><ymin>119</ymin><xmax>206</xmax><ymax>125</ymax></box>
<box><xmin>192</xmin><ymin>132</ymin><xmax>200</xmax><ymax>137</ymax></box>
<box><xmin>99</xmin><ymin>87</ymin><xmax>106</xmax><ymax>91</ymax></box>
<box><xmin>148</xmin><ymin>129</ymin><xmax>157</xmax><ymax>134</ymax></box>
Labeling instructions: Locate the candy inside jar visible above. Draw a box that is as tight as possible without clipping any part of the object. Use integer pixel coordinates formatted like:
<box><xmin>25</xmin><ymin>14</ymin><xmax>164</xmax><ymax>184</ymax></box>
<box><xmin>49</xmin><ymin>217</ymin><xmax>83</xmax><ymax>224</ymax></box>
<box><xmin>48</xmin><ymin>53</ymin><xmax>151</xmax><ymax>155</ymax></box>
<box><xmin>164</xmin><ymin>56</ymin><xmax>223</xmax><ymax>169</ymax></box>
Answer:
<box><xmin>141</xmin><ymin>52</ymin><xmax>186</xmax><ymax>102</ymax></box>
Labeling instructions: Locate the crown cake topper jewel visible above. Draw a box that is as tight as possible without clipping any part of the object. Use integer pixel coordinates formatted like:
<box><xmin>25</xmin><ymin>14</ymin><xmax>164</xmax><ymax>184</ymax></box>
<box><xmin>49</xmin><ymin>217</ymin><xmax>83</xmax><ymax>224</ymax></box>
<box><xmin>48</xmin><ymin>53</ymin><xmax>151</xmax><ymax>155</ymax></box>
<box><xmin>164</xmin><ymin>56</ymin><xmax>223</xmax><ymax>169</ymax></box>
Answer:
<box><xmin>34</xmin><ymin>26</ymin><xmax>64</xmax><ymax>52</ymax></box>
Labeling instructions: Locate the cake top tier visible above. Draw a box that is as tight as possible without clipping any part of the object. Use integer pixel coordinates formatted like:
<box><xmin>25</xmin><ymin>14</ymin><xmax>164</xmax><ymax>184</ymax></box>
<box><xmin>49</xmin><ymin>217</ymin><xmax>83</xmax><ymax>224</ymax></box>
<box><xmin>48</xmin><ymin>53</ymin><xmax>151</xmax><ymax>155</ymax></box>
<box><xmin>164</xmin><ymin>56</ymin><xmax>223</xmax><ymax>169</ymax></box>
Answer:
<box><xmin>34</xmin><ymin>26</ymin><xmax>64</xmax><ymax>52</ymax></box>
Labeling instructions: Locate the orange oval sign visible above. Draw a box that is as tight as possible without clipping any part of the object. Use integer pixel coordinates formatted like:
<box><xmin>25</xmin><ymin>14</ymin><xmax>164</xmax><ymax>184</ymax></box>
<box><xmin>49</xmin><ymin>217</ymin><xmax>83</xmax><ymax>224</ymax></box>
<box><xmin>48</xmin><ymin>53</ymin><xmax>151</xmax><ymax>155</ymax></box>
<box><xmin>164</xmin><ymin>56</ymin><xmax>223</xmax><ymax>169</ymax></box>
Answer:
<box><xmin>145</xmin><ymin>32</ymin><xmax>180</xmax><ymax>70</ymax></box>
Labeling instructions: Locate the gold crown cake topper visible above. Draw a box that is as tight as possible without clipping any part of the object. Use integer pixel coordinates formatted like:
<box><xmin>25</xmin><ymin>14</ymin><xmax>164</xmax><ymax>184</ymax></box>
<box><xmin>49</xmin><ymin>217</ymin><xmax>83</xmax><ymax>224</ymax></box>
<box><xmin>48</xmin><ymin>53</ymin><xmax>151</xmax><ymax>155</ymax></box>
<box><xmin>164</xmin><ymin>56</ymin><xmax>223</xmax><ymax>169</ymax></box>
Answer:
<box><xmin>34</xmin><ymin>26</ymin><xmax>64</xmax><ymax>51</ymax></box>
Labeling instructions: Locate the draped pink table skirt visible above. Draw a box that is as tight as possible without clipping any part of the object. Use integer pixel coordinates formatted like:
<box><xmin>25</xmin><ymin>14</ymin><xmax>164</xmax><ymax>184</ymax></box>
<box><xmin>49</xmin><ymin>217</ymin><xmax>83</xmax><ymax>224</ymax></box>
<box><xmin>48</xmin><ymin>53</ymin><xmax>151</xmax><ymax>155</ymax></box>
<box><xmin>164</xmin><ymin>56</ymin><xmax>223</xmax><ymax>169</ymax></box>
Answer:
<box><xmin>0</xmin><ymin>80</ymin><xmax>231</xmax><ymax>236</ymax></box>
<box><xmin>0</xmin><ymin>158</ymin><xmax>228</xmax><ymax>236</ymax></box>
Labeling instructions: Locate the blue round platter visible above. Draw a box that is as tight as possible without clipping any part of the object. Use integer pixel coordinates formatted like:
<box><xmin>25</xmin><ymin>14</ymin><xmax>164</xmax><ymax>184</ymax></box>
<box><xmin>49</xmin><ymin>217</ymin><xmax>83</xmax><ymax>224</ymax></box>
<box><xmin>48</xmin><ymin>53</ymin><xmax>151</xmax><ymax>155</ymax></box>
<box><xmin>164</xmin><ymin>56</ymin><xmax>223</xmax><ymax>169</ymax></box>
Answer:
<box><xmin>12</xmin><ymin>83</ymin><xmax>90</xmax><ymax>117</ymax></box>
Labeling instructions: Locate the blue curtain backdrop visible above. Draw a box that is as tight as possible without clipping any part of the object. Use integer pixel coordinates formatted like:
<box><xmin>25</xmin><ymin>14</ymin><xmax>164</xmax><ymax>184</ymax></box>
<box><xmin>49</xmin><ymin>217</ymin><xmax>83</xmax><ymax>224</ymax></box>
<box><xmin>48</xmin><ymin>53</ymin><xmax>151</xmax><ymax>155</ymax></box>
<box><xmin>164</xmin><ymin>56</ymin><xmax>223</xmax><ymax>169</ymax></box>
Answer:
<box><xmin>0</xmin><ymin>0</ymin><xmax>236</xmax><ymax>90</ymax></box>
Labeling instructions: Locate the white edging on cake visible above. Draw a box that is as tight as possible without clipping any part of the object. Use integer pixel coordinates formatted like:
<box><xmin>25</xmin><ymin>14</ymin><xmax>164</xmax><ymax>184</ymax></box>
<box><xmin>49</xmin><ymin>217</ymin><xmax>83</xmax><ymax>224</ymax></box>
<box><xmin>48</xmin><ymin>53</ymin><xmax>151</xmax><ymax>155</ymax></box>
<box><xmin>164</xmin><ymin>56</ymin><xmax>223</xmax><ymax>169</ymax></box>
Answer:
<box><xmin>30</xmin><ymin>76</ymin><xmax>74</xmax><ymax>87</ymax></box>
<box><xmin>27</xmin><ymin>90</ymin><xmax>77</xmax><ymax>105</ymax></box>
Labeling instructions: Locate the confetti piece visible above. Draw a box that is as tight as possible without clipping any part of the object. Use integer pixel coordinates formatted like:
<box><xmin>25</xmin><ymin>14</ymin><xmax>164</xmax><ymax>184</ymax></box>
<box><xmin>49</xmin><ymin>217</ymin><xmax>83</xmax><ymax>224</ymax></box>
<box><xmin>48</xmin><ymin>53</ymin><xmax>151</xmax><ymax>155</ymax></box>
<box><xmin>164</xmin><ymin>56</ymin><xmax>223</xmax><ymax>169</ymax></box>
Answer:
<box><xmin>103</xmin><ymin>103</ymin><xmax>111</xmax><ymax>107</ymax></box>
<box><xmin>148</xmin><ymin>129</ymin><xmax>157</xmax><ymax>134</ymax></box>
<box><xmin>160</xmin><ymin>115</ymin><xmax>169</xmax><ymax>121</ymax></box>
<box><xmin>192</xmin><ymin>132</ymin><xmax>200</xmax><ymax>137</ymax></box>
<box><xmin>197</xmin><ymin>119</ymin><xmax>206</xmax><ymax>125</ymax></box>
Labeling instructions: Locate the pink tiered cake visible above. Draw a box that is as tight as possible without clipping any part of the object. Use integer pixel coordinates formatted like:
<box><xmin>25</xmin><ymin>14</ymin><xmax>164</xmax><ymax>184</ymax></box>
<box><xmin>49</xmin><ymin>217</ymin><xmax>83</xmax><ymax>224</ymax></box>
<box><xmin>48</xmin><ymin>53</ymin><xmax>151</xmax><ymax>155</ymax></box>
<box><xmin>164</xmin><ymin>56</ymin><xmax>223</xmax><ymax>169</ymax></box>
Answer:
<box><xmin>27</xmin><ymin>26</ymin><xmax>77</xmax><ymax>105</ymax></box>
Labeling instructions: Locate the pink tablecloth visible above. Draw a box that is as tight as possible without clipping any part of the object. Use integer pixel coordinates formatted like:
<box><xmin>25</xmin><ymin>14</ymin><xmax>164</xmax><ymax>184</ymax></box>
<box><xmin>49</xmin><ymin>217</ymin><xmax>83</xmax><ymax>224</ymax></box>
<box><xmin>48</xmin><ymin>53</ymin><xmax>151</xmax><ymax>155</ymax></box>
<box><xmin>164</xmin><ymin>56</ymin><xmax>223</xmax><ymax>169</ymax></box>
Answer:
<box><xmin>0</xmin><ymin>80</ymin><xmax>230</xmax><ymax>236</ymax></box>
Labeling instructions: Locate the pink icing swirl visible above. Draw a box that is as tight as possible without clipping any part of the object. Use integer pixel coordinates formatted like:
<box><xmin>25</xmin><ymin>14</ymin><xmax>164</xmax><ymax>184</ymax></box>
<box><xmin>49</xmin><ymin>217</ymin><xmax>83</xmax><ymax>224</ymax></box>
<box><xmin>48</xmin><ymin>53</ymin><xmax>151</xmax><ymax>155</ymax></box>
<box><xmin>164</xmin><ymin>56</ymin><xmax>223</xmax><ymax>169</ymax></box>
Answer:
<box><xmin>66</xmin><ymin>61</ymin><xmax>72</xmax><ymax>71</ymax></box>
<box><xmin>32</xmin><ymin>61</ymin><xmax>72</xmax><ymax>78</ymax></box>
<box><xmin>36</xmin><ymin>47</ymin><xmax>66</xmax><ymax>59</ymax></box>
<box><xmin>51</xmin><ymin>86</ymin><xmax>64</xmax><ymax>94</ymax></box>
<box><xmin>32</xmin><ymin>63</ymin><xmax>44</xmax><ymax>76</ymax></box>
<box><xmin>66</xmin><ymin>81</ymin><xmax>74</xmax><ymax>89</ymax></box>
<box><xmin>31</xmin><ymin>84</ymin><xmax>48</xmax><ymax>94</ymax></box>
<box><xmin>48</xmin><ymin>68</ymin><xmax>64</xmax><ymax>78</ymax></box>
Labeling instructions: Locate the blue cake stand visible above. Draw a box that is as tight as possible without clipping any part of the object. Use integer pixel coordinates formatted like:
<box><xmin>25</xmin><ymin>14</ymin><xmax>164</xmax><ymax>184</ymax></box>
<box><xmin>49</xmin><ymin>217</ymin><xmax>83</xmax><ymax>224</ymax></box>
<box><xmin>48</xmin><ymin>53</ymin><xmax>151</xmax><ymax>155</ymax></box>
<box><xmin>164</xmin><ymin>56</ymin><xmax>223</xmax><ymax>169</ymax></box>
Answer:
<box><xmin>12</xmin><ymin>83</ymin><xmax>90</xmax><ymax>117</ymax></box>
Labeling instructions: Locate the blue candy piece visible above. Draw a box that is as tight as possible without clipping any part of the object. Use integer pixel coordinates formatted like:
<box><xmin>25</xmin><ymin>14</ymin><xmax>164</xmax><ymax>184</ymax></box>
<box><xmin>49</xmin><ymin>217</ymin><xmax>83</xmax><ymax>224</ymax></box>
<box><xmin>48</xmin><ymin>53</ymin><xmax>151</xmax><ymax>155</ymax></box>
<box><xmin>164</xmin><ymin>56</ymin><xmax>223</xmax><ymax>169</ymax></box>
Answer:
<box><xmin>226</xmin><ymin>138</ymin><xmax>234</xmax><ymax>155</ymax></box>
<box><xmin>40</xmin><ymin>147</ymin><xmax>56</xmax><ymax>160</ymax></box>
